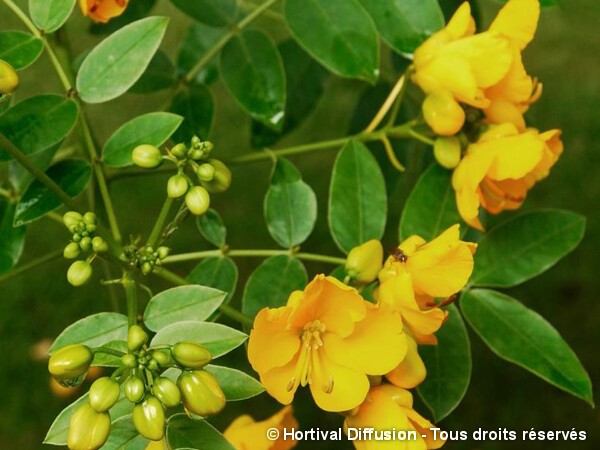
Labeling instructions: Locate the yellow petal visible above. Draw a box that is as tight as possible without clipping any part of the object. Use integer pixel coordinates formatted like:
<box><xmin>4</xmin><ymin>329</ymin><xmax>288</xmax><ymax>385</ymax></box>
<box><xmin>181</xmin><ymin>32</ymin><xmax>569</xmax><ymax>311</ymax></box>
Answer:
<box><xmin>386</xmin><ymin>335</ymin><xmax>427</xmax><ymax>389</ymax></box>
<box><xmin>445</xmin><ymin>2</ymin><xmax>474</xmax><ymax>39</ymax></box>
<box><xmin>405</xmin><ymin>408</ymin><xmax>446</xmax><ymax>449</ymax></box>
<box><xmin>224</xmin><ymin>406</ymin><xmax>298</xmax><ymax>450</ymax></box>
<box><xmin>260</xmin><ymin>356</ymin><xmax>299</xmax><ymax>405</ymax></box>
<box><xmin>79</xmin><ymin>0</ymin><xmax>129</xmax><ymax>23</ymax></box>
<box><xmin>490</xmin><ymin>0</ymin><xmax>540</xmax><ymax>50</ymax></box>
<box><xmin>484</xmin><ymin>131</ymin><xmax>545</xmax><ymax>180</ymax></box>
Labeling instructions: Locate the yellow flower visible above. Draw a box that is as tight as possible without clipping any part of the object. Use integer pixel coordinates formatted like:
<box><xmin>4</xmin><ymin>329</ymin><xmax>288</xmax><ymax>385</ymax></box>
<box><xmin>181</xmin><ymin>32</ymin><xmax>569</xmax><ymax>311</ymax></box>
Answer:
<box><xmin>79</xmin><ymin>0</ymin><xmax>129</xmax><ymax>23</ymax></box>
<box><xmin>248</xmin><ymin>275</ymin><xmax>407</xmax><ymax>412</ymax></box>
<box><xmin>224</xmin><ymin>405</ymin><xmax>298</xmax><ymax>450</ymax></box>
<box><xmin>385</xmin><ymin>335</ymin><xmax>426</xmax><ymax>389</ymax></box>
<box><xmin>345</xmin><ymin>240</ymin><xmax>384</xmax><ymax>284</ymax></box>
<box><xmin>345</xmin><ymin>385</ymin><xmax>445</xmax><ymax>450</ymax></box>
<box><xmin>452</xmin><ymin>123</ymin><xmax>563</xmax><ymax>230</ymax></box>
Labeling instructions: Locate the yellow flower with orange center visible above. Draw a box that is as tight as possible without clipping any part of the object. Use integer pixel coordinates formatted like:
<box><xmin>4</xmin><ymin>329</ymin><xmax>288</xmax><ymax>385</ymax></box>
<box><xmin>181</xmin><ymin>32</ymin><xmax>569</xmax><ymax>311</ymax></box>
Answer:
<box><xmin>79</xmin><ymin>0</ymin><xmax>129</xmax><ymax>23</ymax></box>
<box><xmin>345</xmin><ymin>384</ymin><xmax>445</xmax><ymax>450</ymax></box>
<box><xmin>224</xmin><ymin>405</ymin><xmax>298</xmax><ymax>450</ymax></box>
<box><xmin>248</xmin><ymin>275</ymin><xmax>407</xmax><ymax>412</ymax></box>
<box><xmin>452</xmin><ymin>123</ymin><xmax>563</xmax><ymax>230</ymax></box>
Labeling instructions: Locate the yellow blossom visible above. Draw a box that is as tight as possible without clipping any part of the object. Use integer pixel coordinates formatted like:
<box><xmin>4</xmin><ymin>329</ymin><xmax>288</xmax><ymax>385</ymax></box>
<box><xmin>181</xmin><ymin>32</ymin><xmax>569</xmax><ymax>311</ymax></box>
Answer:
<box><xmin>79</xmin><ymin>0</ymin><xmax>128</xmax><ymax>23</ymax></box>
<box><xmin>224</xmin><ymin>405</ymin><xmax>298</xmax><ymax>450</ymax></box>
<box><xmin>452</xmin><ymin>123</ymin><xmax>563</xmax><ymax>230</ymax></box>
<box><xmin>248</xmin><ymin>275</ymin><xmax>407</xmax><ymax>412</ymax></box>
<box><xmin>345</xmin><ymin>385</ymin><xmax>445</xmax><ymax>450</ymax></box>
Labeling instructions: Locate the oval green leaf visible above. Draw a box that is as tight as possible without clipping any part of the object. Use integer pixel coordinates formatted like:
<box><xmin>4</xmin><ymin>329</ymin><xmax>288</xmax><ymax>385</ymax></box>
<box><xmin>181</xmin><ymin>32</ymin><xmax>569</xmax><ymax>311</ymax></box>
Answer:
<box><xmin>177</xmin><ymin>23</ymin><xmax>226</xmax><ymax>85</ymax></box>
<box><xmin>0</xmin><ymin>30</ymin><xmax>43</xmax><ymax>70</ymax></box>
<box><xmin>220</xmin><ymin>29</ymin><xmax>286</xmax><ymax>131</ymax></box>
<box><xmin>196</xmin><ymin>209</ymin><xmax>227</xmax><ymax>247</ymax></box>
<box><xmin>461</xmin><ymin>289</ymin><xmax>593</xmax><ymax>406</ymax></box>
<box><xmin>29</xmin><ymin>0</ymin><xmax>76</xmax><ymax>33</ymax></box>
<box><xmin>143</xmin><ymin>285</ymin><xmax>227</xmax><ymax>332</ymax></box>
<box><xmin>329</xmin><ymin>140</ymin><xmax>387</xmax><ymax>253</ymax></box>
<box><xmin>170</xmin><ymin>84</ymin><xmax>214</xmax><ymax>142</ymax></box>
<box><xmin>48</xmin><ymin>312</ymin><xmax>128</xmax><ymax>353</ymax></box>
<box><xmin>284</xmin><ymin>0</ymin><xmax>379</xmax><ymax>83</ymax></box>
<box><xmin>129</xmin><ymin>50</ymin><xmax>176</xmax><ymax>94</ymax></box>
<box><xmin>0</xmin><ymin>202</ymin><xmax>25</xmax><ymax>274</ymax></box>
<box><xmin>14</xmin><ymin>159</ymin><xmax>91</xmax><ymax>226</ymax></box>
<box><xmin>265</xmin><ymin>158</ymin><xmax>317</xmax><ymax>248</ymax></box>
<box><xmin>167</xmin><ymin>414</ymin><xmax>236</xmax><ymax>450</ymax></box>
<box><xmin>169</xmin><ymin>0</ymin><xmax>237</xmax><ymax>27</ymax></box>
<box><xmin>417</xmin><ymin>304</ymin><xmax>471</xmax><ymax>421</ymax></box>
<box><xmin>399</xmin><ymin>163</ymin><xmax>463</xmax><ymax>242</ymax></box>
<box><xmin>470</xmin><ymin>210</ymin><xmax>586</xmax><ymax>288</ymax></box>
<box><xmin>187</xmin><ymin>256</ymin><xmax>238</xmax><ymax>321</ymax></box>
<box><xmin>102</xmin><ymin>415</ymin><xmax>148</xmax><ymax>450</ymax></box>
<box><xmin>102</xmin><ymin>112</ymin><xmax>183</xmax><ymax>167</ymax></box>
<box><xmin>76</xmin><ymin>16</ymin><xmax>169</xmax><ymax>104</ymax></box>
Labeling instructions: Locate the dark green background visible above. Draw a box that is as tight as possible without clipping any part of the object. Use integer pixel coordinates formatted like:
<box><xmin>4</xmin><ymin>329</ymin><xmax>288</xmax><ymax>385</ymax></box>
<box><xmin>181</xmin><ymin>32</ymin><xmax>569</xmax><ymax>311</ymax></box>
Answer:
<box><xmin>0</xmin><ymin>0</ymin><xmax>598</xmax><ymax>448</ymax></box>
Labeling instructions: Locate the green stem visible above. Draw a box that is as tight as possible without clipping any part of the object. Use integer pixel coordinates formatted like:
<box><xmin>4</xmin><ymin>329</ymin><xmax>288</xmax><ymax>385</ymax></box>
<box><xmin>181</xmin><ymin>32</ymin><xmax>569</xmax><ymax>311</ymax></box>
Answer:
<box><xmin>123</xmin><ymin>274</ymin><xmax>138</xmax><ymax>327</ymax></box>
<box><xmin>295</xmin><ymin>252</ymin><xmax>346</xmax><ymax>265</ymax></box>
<box><xmin>408</xmin><ymin>129</ymin><xmax>435</xmax><ymax>146</ymax></box>
<box><xmin>162</xmin><ymin>249</ymin><xmax>346</xmax><ymax>265</ymax></box>
<box><xmin>147</xmin><ymin>197</ymin><xmax>174</xmax><ymax>248</ymax></box>
<box><xmin>0</xmin><ymin>250</ymin><xmax>62</xmax><ymax>284</ymax></box>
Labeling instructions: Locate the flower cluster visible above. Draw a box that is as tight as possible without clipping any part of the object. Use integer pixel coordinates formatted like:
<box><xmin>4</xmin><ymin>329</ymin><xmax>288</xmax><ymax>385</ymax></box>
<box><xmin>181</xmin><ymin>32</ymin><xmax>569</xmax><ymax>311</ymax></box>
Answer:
<box><xmin>412</xmin><ymin>0</ymin><xmax>562</xmax><ymax>230</ymax></box>
<box><xmin>247</xmin><ymin>225</ymin><xmax>475</xmax><ymax>450</ymax></box>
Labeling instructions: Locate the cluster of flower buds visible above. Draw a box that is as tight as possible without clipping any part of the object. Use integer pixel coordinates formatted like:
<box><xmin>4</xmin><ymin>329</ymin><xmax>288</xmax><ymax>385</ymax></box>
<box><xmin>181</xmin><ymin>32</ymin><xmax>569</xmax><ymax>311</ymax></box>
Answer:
<box><xmin>0</xmin><ymin>59</ymin><xmax>19</xmax><ymax>99</ymax></box>
<box><xmin>123</xmin><ymin>244</ymin><xmax>170</xmax><ymax>275</ymax></box>
<box><xmin>131</xmin><ymin>135</ymin><xmax>231</xmax><ymax>216</ymax></box>
<box><xmin>62</xmin><ymin>212</ymin><xmax>108</xmax><ymax>287</ymax></box>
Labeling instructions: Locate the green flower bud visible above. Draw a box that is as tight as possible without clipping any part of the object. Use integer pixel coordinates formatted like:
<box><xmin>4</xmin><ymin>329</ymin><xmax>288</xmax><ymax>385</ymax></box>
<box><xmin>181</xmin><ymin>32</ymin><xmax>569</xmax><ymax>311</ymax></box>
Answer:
<box><xmin>152</xmin><ymin>377</ymin><xmax>181</xmax><ymax>408</ymax></box>
<box><xmin>48</xmin><ymin>344</ymin><xmax>93</xmax><ymax>385</ymax></box>
<box><xmin>83</xmin><ymin>212</ymin><xmax>97</xmax><ymax>225</ymax></box>
<box><xmin>185</xmin><ymin>186</ymin><xmax>210</xmax><ymax>216</ymax></box>
<box><xmin>86</xmin><ymin>223</ymin><xmax>97</xmax><ymax>233</ymax></box>
<box><xmin>191</xmin><ymin>136</ymin><xmax>202</xmax><ymax>149</ymax></box>
<box><xmin>63</xmin><ymin>211</ymin><xmax>83</xmax><ymax>230</ymax></box>
<box><xmin>141</xmin><ymin>262</ymin><xmax>153</xmax><ymax>275</ymax></box>
<box><xmin>128</xmin><ymin>325</ymin><xmax>149</xmax><ymax>352</ymax></box>
<box><xmin>167</xmin><ymin>174</ymin><xmax>189</xmax><ymax>199</ymax></box>
<box><xmin>79</xmin><ymin>237</ymin><xmax>92</xmax><ymax>252</ymax></box>
<box><xmin>124</xmin><ymin>375</ymin><xmax>146</xmax><ymax>403</ymax></box>
<box><xmin>200</xmin><ymin>159</ymin><xmax>231</xmax><ymax>193</ymax></box>
<box><xmin>170</xmin><ymin>143</ymin><xmax>188</xmax><ymax>160</ymax></box>
<box><xmin>132</xmin><ymin>145</ymin><xmax>163</xmax><ymax>169</ymax></box>
<box><xmin>148</xmin><ymin>359</ymin><xmax>159</xmax><ymax>371</ymax></box>
<box><xmin>178</xmin><ymin>370</ymin><xmax>226</xmax><ymax>417</ymax></box>
<box><xmin>196</xmin><ymin>163</ymin><xmax>215</xmax><ymax>182</ymax></box>
<box><xmin>63</xmin><ymin>242</ymin><xmax>81</xmax><ymax>260</ymax></box>
<box><xmin>156</xmin><ymin>246</ymin><xmax>170</xmax><ymax>260</ymax></box>
<box><xmin>122</xmin><ymin>353</ymin><xmax>137</xmax><ymax>368</ymax></box>
<box><xmin>345</xmin><ymin>240</ymin><xmax>384</xmax><ymax>284</ymax></box>
<box><xmin>91</xmin><ymin>236</ymin><xmax>109</xmax><ymax>253</ymax></box>
<box><xmin>72</xmin><ymin>233</ymin><xmax>82</xmax><ymax>243</ymax></box>
<box><xmin>133</xmin><ymin>396</ymin><xmax>165</xmax><ymax>441</ymax></box>
<box><xmin>89</xmin><ymin>377</ymin><xmax>120</xmax><ymax>413</ymax></box>
<box><xmin>172</xmin><ymin>342</ymin><xmax>212</xmax><ymax>369</ymax></box>
<box><xmin>433</xmin><ymin>136</ymin><xmax>462</xmax><ymax>169</ymax></box>
<box><xmin>68</xmin><ymin>403</ymin><xmax>111</xmax><ymax>450</ymax></box>
<box><xmin>189</xmin><ymin>149</ymin><xmax>205</xmax><ymax>160</ymax></box>
<box><xmin>151</xmin><ymin>350</ymin><xmax>172</xmax><ymax>368</ymax></box>
<box><xmin>0</xmin><ymin>60</ymin><xmax>19</xmax><ymax>96</ymax></box>
<box><xmin>67</xmin><ymin>260</ymin><xmax>92</xmax><ymax>286</ymax></box>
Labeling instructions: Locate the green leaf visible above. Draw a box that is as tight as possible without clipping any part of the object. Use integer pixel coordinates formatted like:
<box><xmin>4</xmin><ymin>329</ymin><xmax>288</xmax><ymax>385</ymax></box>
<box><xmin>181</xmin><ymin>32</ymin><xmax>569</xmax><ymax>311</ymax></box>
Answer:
<box><xmin>170</xmin><ymin>84</ymin><xmax>214</xmax><ymax>142</ymax></box>
<box><xmin>284</xmin><ymin>0</ymin><xmax>379</xmax><ymax>83</ymax></box>
<box><xmin>0</xmin><ymin>31</ymin><xmax>43</xmax><ymax>70</ymax></box>
<box><xmin>220</xmin><ymin>29</ymin><xmax>286</xmax><ymax>131</ymax></box>
<box><xmin>129</xmin><ymin>50</ymin><xmax>176</xmax><ymax>94</ymax></box>
<box><xmin>196</xmin><ymin>209</ymin><xmax>227</xmax><ymax>247</ymax></box>
<box><xmin>101</xmin><ymin>415</ymin><xmax>148</xmax><ymax>450</ymax></box>
<box><xmin>417</xmin><ymin>305</ymin><xmax>471</xmax><ymax>421</ymax></box>
<box><xmin>399</xmin><ymin>164</ymin><xmax>463</xmax><ymax>242</ymax></box>
<box><xmin>329</xmin><ymin>140</ymin><xmax>387</xmax><ymax>253</ymax></box>
<box><xmin>461</xmin><ymin>289</ymin><xmax>593</xmax><ymax>405</ymax></box>
<box><xmin>358</xmin><ymin>0</ymin><xmax>444</xmax><ymax>54</ymax></box>
<box><xmin>187</xmin><ymin>257</ymin><xmax>238</xmax><ymax>321</ymax></box>
<box><xmin>8</xmin><ymin>144</ymin><xmax>60</xmax><ymax>194</ymax></box>
<box><xmin>242</xmin><ymin>255</ymin><xmax>307</xmax><ymax>318</ymax></box>
<box><xmin>91</xmin><ymin>340</ymin><xmax>128</xmax><ymax>367</ymax></box>
<box><xmin>0</xmin><ymin>94</ymin><xmax>78</xmax><ymax>162</ymax></box>
<box><xmin>0</xmin><ymin>202</ymin><xmax>25</xmax><ymax>274</ymax></box>
<box><xmin>168</xmin><ymin>414</ymin><xmax>236</xmax><ymax>450</ymax></box>
<box><xmin>29</xmin><ymin>0</ymin><xmax>76</xmax><ymax>33</ymax></box>
<box><xmin>76</xmin><ymin>17</ymin><xmax>169</xmax><ymax>104</ymax></box>
<box><xmin>14</xmin><ymin>159</ymin><xmax>91</xmax><ymax>226</ymax></box>
<box><xmin>470</xmin><ymin>210</ymin><xmax>586</xmax><ymax>288</ymax></box>
<box><xmin>151</xmin><ymin>321</ymin><xmax>247</xmax><ymax>358</ymax></box>
<box><xmin>169</xmin><ymin>0</ymin><xmax>238</xmax><ymax>27</ymax></box>
<box><xmin>143</xmin><ymin>285</ymin><xmax>227</xmax><ymax>332</ymax></box>
<box><xmin>177</xmin><ymin>23</ymin><xmax>226</xmax><ymax>85</ymax></box>
<box><xmin>265</xmin><ymin>158</ymin><xmax>317</xmax><ymax>248</ymax></box>
<box><xmin>48</xmin><ymin>312</ymin><xmax>128</xmax><ymax>353</ymax></box>
<box><xmin>102</xmin><ymin>112</ymin><xmax>183</xmax><ymax>167</ymax></box>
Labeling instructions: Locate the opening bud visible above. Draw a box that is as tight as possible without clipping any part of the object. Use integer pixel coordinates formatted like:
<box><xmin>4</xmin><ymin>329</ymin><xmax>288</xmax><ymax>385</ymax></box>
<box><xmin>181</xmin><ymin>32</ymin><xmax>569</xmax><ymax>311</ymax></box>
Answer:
<box><xmin>172</xmin><ymin>342</ymin><xmax>212</xmax><ymax>369</ymax></box>
<box><xmin>167</xmin><ymin>174</ymin><xmax>189</xmax><ymax>199</ymax></box>
<box><xmin>124</xmin><ymin>375</ymin><xmax>146</xmax><ymax>403</ymax></box>
<box><xmin>48</xmin><ymin>344</ymin><xmax>93</xmax><ymax>383</ymax></box>
<box><xmin>200</xmin><ymin>159</ymin><xmax>231</xmax><ymax>193</ymax></box>
<box><xmin>67</xmin><ymin>260</ymin><xmax>92</xmax><ymax>286</ymax></box>
<box><xmin>132</xmin><ymin>145</ymin><xmax>163</xmax><ymax>169</ymax></box>
<box><xmin>68</xmin><ymin>403</ymin><xmax>111</xmax><ymax>450</ymax></box>
<box><xmin>433</xmin><ymin>136</ymin><xmax>462</xmax><ymax>169</ymax></box>
<box><xmin>128</xmin><ymin>325</ymin><xmax>149</xmax><ymax>352</ymax></box>
<box><xmin>64</xmin><ymin>242</ymin><xmax>81</xmax><ymax>260</ymax></box>
<box><xmin>185</xmin><ymin>186</ymin><xmax>210</xmax><ymax>216</ymax></box>
<box><xmin>133</xmin><ymin>396</ymin><xmax>166</xmax><ymax>441</ymax></box>
<box><xmin>178</xmin><ymin>369</ymin><xmax>226</xmax><ymax>417</ymax></box>
<box><xmin>152</xmin><ymin>377</ymin><xmax>181</xmax><ymax>408</ymax></box>
<box><xmin>0</xmin><ymin>60</ymin><xmax>19</xmax><ymax>96</ymax></box>
<box><xmin>422</xmin><ymin>90</ymin><xmax>465</xmax><ymax>136</ymax></box>
<box><xmin>345</xmin><ymin>240</ymin><xmax>384</xmax><ymax>284</ymax></box>
<box><xmin>89</xmin><ymin>377</ymin><xmax>121</xmax><ymax>412</ymax></box>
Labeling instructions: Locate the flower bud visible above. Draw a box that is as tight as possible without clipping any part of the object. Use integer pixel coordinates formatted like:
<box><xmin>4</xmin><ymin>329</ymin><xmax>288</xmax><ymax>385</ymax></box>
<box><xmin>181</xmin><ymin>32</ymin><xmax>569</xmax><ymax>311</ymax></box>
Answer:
<box><xmin>133</xmin><ymin>396</ymin><xmax>165</xmax><ymax>441</ymax></box>
<box><xmin>191</xmin><ymin>136</ymin><xmax>202</xmax><ymax>149</ymax></box>
<box><xmin>0</xmin><ymin>60</ymin><xmax>19</xmax><ymax>96</ymax></box>
<box><xmin>345</xmin><ymin>240</ymin><xmax>384</xmax><ymax>284</ymax></box>
<box><xmin>152</xmin><ymin>377</ymin><xmax>181</xmax><ymax>408</ymax></box>
<box><xmin>64</xmin><ymin>242</ymin><xmax>81</xmax><ymax>260</ymax></box>
<box><xmin>200</xmin><ymin>159</ymin><xmax>231</xmax><ymax>193</ymax></box>
<box><xmin>91</xmin><ymin>236</ymin><xmax>109</xmax><ymax>253</ymax></box>
<box><xmin>151</xmin><ymin>350</ymin><xmax>172</xmax><ymax>368</ymax></box>
<box><xmin>433</xmin><ymin>136</ymin><xmax>462</xmax><ymax>169</ymax></box>
<box><xmin>48</xmin><ymin>344</ymin><xmax>93</xmax><ymax>385</ymax></box>
<box><xmin>178</xmin><ymin>370</ymin><xmax>226</xmax><ymax>417</ymax></box>
<box><xmin>68</xmin><ymin>403</ymin><xmax>111</xmax><ymax>450</ymax></box>
<box><xmin>422</xmin><ymin>91</ymin><xmax>465</xmax><ymax>136</ymax></box>
<box><xmin>189</xmin><ymin>149</ymin><xmax>204</xmax><ymax>160</ymax></box>
<box><xmin>156</xmin><ymin>246</ymin><xmax>170</xmax><ymax>260</ymax></box>
<box><xmin>122</xmin><ymin>353</ymin><xmax>137</xmax><ymax>368</ymax></box>
<box><xmin>79</xmin><ymin>237</ymin><xmax>92</xmax><ymax>252</ymax></box>
<box><xmin>127</xmin><ymin>325</ymin><xmax>147</xmax><ymax>352</ymax></box>
<box><xmin>63</xmin><ymin>211</ymin><xmax>83</xmax><ymax>230</ymax></box>
<box><xmin>132</xmin><ymin>145</ymin><xmax>163</xmax><ymax>169</ymax></box>
<box><xmin>89</xmin><ymin>377</ymin><xmax>121</xmax><ymax>412</ymax></box>
<box><xmin>124</xmin><ymin>375</ymin><xmax>146</xmax><ymax>403</ymax></box>
<box><xmin>196</xmin><ymin>163</ymin><xmax>215</xmax><ymax>182</ymax></box>
<box><xmin>167</xmin><ymin>174</ymin><xmax>189</xmax><ymax>199</ymax></box>
<box><xmin>83</xmin><ymin>212</ymin><xmax>97</xmax><ymax>225</ymax></box>
<box><xmin>141</xmin><ymin>262</ymin><xmax>153</xmax><ymax>275</ymax></box>
<box><xmin>172</xmin><ymin>342</ymin><xmax>212</xmax><ymax>369</ymax></box>
<box><xmin>185</xmin><ymin>186</ymin><xmax>210</xmax><ymax>216</ymax></box>
<box><xmin>170</xmin><ymin>143</ymin><xmax>188</xmax><ymax>159</ymax></box>
<box><xmin>67</xmin><ymin>260</ymin><xmax>92</xmax><ymax>286</ymax></box>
